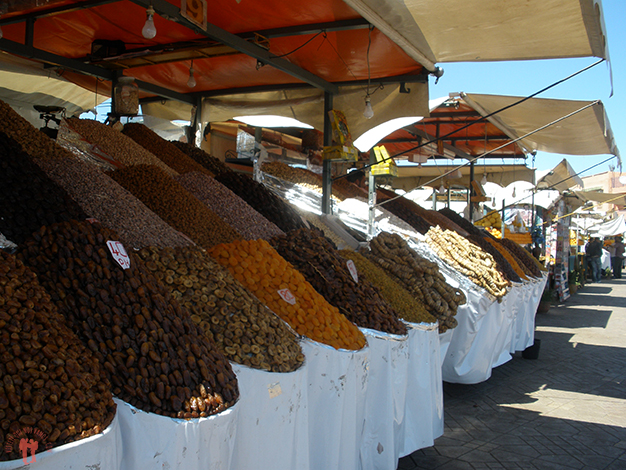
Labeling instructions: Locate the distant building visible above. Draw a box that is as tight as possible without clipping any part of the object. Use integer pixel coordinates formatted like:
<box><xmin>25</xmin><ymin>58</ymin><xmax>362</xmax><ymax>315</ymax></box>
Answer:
<box><xmin>579</xmin><ymin>170</ymin><xmax>626</xmax><ymax>217</ymax></box>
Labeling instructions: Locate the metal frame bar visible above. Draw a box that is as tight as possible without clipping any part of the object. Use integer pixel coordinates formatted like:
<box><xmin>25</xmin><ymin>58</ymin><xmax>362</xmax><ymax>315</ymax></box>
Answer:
<box><xmin>0</xmin><ymin>0</ymin><xmax>120</xmax><ymax>26</ymax></box>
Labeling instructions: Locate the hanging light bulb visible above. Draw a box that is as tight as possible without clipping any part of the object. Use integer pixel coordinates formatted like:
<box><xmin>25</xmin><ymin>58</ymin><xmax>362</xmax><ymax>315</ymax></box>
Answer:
<box><xmin>438</xmin><ymin>183</ymin><xmax>446</xmax><ymax>195</ymax></box>
<box><xmin>481</xmin><ymin>173</ymin><xmax>487</xmax><ymax>186</ymax></box>
<box><xmin>142</xmin><ymin>5</ymin><xmax>157</xmax><ymax>39</ymax></box>
<box><xmin>512</xmin><ymin>186</ymin><xmax>517</xmax><ymax>198</ymax></box>
<box><xmin>363</xmin><ymin>96</ymin><xmax>374</xmax><ymax>119</ymax></box>
<box><xmin>187</xmin><ymin>61</ymin><xmax>196</xmax><ymax>88</ymax></box>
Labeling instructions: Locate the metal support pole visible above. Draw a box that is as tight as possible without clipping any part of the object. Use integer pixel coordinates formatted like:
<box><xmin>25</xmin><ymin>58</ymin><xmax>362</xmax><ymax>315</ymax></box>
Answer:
<box><xmin>447</xmin><ymin>186</ymin><xmax>451</xmax><ymax>208</ymax></box>
<box><xmin>367</xmin><ymin>166</ymin><xmax>376</xmax><ymax>239</ymax></box>
<box><xmin>432</xmin><ymin>188</ymin><xmax>437</xmax><ymax>211</ymax></box>
<box><xmin>501</xmin><ymin>199</ymin><xmax>506</xmax><ymax>239</ymax></box>
<box><xmin>253</xmin><ymin>126</ymin><xmax>263</xmax><ymax>182</ymax></box>
<box><xmin>469</xmin><ymin>160</ymin><xmax>475</xmax><ymax>221</ymax></box>
<box><xmin>188</xmin><ymin>97</ymin><xmax>202</xmax><ymax>147</ymax></box>
<box><xmin>25</xmin><ymin>18</ymin><xmax>35</xmax><ymax>47</ymax></box>
<box><xmin>322</xmin><ymin>92</ymin><xmax>333</xmax><ymax>214</ymax></box>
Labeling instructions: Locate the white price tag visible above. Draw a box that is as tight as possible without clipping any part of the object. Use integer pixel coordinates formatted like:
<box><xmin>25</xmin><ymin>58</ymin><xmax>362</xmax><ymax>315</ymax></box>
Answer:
<box><xmin>268</xmin><ymin>382</ymin><xmax>282</xmax><ymax>399</ymax></box>
<box><xmin>106</xmin><ymin>240</ymin><xmax>130</xmax><ymax>270</ymax></box>
<box><xmin>277</xmin><ymin>288</ymin><xmax>296</xmax><ymax>305</ymax></box>
<box><xmin>346</xmin><ymin>260</ymin><xmax>358</xmax><ymax>283</ymax></box>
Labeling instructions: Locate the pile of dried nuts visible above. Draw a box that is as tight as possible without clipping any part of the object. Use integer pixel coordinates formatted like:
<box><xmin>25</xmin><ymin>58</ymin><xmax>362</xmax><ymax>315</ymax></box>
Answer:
<box><xmin>215</xmin><ymin>171</ymin><xmax>307</xmax><ymax>234</ymax></box>
<box><xmin>261</xmin><ymin>161</ymin><xmax>323</xmax><ymax>187</ymax></box>
<box><xmin>364</xmin><ymin>232</ymin><xmax>465</xmax><ymax>332</ymax></box>
<box><xmin>108</xmin><ymin>165</ymin><xmax>241</xmax><ymax>249</ymax></box>
<box><xmin>209</xmin><ymin>239</ymin><xmax>366</xmax><ymax>350</ymax></box>
<box><xmin>18</xmin><ymin>220</ymin><xmax>239</xmax><ymax>418</ymax></box>
<box><xmin>426</xmin><ymin>226</ymin><xmax>509</xmax><ymax>299</ymax></box>
<box><xmin>176</xmin><ymin>172</ymin><xmax>284</xmax><ymax>241</ymax></box>
<box><xmin>0</xmin><ymin>131</ymin><xmax>87</xmax><ymax>245</ymax></box>
<box><xmin>66</xmin><ymin>118</ymin><xmax>178</xmax><ymax>177</ymax></box>
<box><xmin>137</xmin><ymin>246</ymin><xmax>304</xmax><ymax>372</ymax></box>
<box><xmin>339</xmin><ymin>249</ymin><xmax>436</xmax><ymax>324</ymax></box>
<box><xmin>172</xmin><ymin>141</ymin><xmax>232</xmax><ymax>176</ymax></box>
<box><xmin>122</xmin><ymin>123</ymin><xmax>213</xmax><ymax>177</ymax></box>
<box><xmin>0</xmin><ymin>250</ymin><xmax>116</xmax><ymax>461</ymax></box>
<box><xmin>271</xmin><ymin>228</ymin><xmax>407</xmax><ymax>335</ymax></box>
<box><xmin>36</xmin><ymin>155</ymin><xmax>194</xmax><ymax>250</ymax></box>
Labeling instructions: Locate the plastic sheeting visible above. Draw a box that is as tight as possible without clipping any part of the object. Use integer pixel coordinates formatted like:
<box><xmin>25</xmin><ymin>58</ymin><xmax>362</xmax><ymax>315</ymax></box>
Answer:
<box><xmin>359</xmin><ymin>329</ymin><xmax>409</xmax><ymax>470</ymax></box>
<box><xmin>302</xmin><ymin>339</ymin><xmax>369</xmax><ymax>470</ymax></box>
<box><xmin>114</xmin><ymin>398</ymin><xmax>238</xmax><ymax>470</ymax></box>
<box><xmin>0</xmin><ymin>412</ymin><xmax>122</xmax><ymax>470</ymax></box>
<box><xmin>229</xmin><ymin>362</ymin><xmax>309</xmax><ymax>470</ymax></box>
<box><xmin>401</xmin><ymin>322</ymin><xmax>444</xmax><ymax>457</ymax></box>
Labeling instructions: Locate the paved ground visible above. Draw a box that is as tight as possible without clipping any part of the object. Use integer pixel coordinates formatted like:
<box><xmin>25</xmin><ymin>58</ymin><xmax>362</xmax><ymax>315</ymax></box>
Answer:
<box><xmin>398</xmin><ymin>277</ymin><xmax>626</xmax><ymax>470</ymax></box>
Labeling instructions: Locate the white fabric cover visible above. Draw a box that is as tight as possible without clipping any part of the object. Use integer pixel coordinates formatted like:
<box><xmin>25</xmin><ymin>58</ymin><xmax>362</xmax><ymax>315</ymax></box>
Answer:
<box><xmin>461</xmin><ymin>94</ymin><xmax>619</xmax><ymax>159</ymax></box>
<box><xmin>359</xmin><ymin>329</ymin><xmax>410</xmax><ymax>470</ymax></box>
<box><xmin>513</xmin><ymin>275</ymin><xmax>549</xmax><ymax>352</ymax></box>
<box><xmin>302</xmin><ymin>339</ymin><xmax>369</xmax><ymax>470</ymax></box>
<box><xmin>401</xmin><ymin>322</ymin><xmax>444</xmax><ymax>457</ymax></box>
<box><xmin>114</xmin><ymin>398</ymin><xmax>238</xmax><ymax>470</ymax></box>
<box><xmin>342</xmin><ymin>0</ymin><xmax>608</xmax><ymax>70</ymax></box>
<box><xmin>536</xmin><ymin>159</ymin><xmax>584</xmax><ymax>191</ymax></box>
<box><xmin>587</xmin><ymin>215</ymin><xmax>626</xmax><ymax>236</ymax></box>
<box><xmin>0</xmin><ymin>413</ymin><xmax>121</xmax><ymax>470</ymax></box>
<box><xmin>229</xmin><ymin>362</ymin><xmax>310</xmax><ymax>470</ymax></box>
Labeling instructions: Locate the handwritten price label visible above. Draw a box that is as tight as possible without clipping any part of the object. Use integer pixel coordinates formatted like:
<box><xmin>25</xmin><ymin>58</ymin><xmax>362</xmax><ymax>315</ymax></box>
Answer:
<box><xmin>277</xmin><ymin>288</ymin><xmax>296</xmax><ymax>305</ymax></box>
<box><xmin>106</xmin><ymin>241</ymin><xmax>130</xmax><ymax>270</ymax></box>
<box><xmin>346</xmin><ymin>260</ymin><xmax>358</xmax><ymax>283</ymax></box>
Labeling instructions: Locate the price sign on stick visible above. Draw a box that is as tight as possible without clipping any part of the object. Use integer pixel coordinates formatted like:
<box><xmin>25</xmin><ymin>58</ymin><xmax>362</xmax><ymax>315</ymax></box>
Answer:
<box><xmin>278</xmin><ymin>288</ymin><xmax>296</xmax><ymax>305</ymax></box>
<box><xmin>346</xmin><ymin>260</ymin><xmax>358</xmax><ymax>283</ymax></box>
<box><xmin>107</xmin><ymin>241</ymin><xmax>130</xmax><ymax>270</ymax></box>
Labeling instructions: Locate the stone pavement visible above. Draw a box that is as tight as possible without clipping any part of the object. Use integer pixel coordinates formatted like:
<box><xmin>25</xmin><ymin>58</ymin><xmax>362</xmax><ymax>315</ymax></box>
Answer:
<box><xmin>398</xmin><ymin>277</ymin><xmax>626</xmax><ymax>470</ymax></box>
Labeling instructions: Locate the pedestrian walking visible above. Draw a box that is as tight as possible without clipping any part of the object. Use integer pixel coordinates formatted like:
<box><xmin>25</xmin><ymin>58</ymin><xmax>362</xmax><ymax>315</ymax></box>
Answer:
<box><xmin>612</xmin><ymin>235</ymin><xmax>625</xmax><ymax>279</ymax></box>
<box><xmin>585</xmin><ymin>237</ymin><xmax>603</xmax><ymax>282</ymax></box>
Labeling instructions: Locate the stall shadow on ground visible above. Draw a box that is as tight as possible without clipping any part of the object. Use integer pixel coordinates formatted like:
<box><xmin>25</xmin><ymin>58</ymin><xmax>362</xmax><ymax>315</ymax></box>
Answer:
<box><xmin>398</xmin><ymin>278</ymin><xmax>626</xmax><ymax>470</ymax></box>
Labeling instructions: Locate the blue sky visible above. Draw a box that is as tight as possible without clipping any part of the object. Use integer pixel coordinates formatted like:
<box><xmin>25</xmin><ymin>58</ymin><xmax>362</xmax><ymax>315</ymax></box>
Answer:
<box><xmin>428</xmin><ymin>0</ymin><xmax>624</xmax><ymax>178</ymax></box>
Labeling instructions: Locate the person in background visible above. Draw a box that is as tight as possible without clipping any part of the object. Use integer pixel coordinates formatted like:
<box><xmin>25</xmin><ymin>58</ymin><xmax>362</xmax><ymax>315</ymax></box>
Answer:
<box><xmin>585</xmin><ymin>237</ymin><xmax>603</xmax><ymax>283</ymax></box>
<box><xmin>611</xmin><ymin>236</ymin><xmax>625</xmax><ymax>279</ymax></box>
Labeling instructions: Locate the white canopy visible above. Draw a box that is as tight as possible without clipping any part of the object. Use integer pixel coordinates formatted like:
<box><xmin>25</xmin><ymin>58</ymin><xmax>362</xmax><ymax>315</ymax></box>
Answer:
<box><xmin>587</xmin><ymin>215</ymin><xmax>626</xmax><ymax>236</ymax></box>
<box><xmin>460</xmin><ymin>94</ymin><xmax>620</xmax><ymax>160</ymax></box>
<box><xmin>536</xmin><ymin>159</ymin><xmax>584</xmax><ymax>192</ymax></box>
<box><xmin>342</xmin><ymin>0</ymin><xmax>609</xmax><ymax>71</ymax></box>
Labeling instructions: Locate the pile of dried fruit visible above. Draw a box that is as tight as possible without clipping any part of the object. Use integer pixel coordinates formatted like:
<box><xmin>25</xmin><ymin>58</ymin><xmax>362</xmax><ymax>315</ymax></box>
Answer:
<box><xmin>0</xmin><ymin>250</ymin><xmax>116</xmax><ymax>461</ymax></box>
<box><xmin>66</xmin><ymin>118</ymin><xmax>178</xmax><ymax>176</ymax></box>
<box><xmin>426</xmin><ymin>226</ymin><xmax>509</xmax><ymax>299</ymax></box>
<box><xmin>467</xmin><ymin>234</ymin><xmax>521</xmax><ymax>283</ymax></box>
<box><xmin>378</xmin><ymin>197</ymin><xmax>433</xmax><ymax>234</ymax></box>
<box><xmin>209</xmin><ymin>239</ymin><xmax>366</xmax><ymax>350</ymax></box>
<box><xmin>172</xmin><ymin>141</ymin><xmax>232</xmax><ymax>176</ymax></box>
<box><xmin>122</xmin><ymin>123</ymin><xmax>213</xmax><ymax>176</ymax></box>
<box><xmin>108</xmin><ymin>165</ymin><xmax>241</xmax><ymax>249</ymax></box>
<box><xmin>437</xmin><ymin>207</ymin><xmax>484</xmax><ymax>237</ymax></box>
<box><xmin>271</xmin><ymin>229</ymin><xmax>407</xmax><ymax>335</ymax></box>
<box><xmin>498</xmin><ymin>237</ymin><xmax>543</xmax><ymax>278</ymax></box>
<box><xmin>339</xmin><ymin>250</ymin><xmax>436</xmax><ymax>324</ymax></box>
<box><xmin>0</xmin><ymin>131</ymin><xmax>87</xmax><ymax>245</ymax></box>
<box><xmin>483</xmin><ymin>236</ymin><xmax>529</xmax><ymax>281</ymax></box>
<box><xmin>19</xmin><ymin>220</ymin><xmax>239</xmax><ymax>418</ymax></box>
<box><xmin>261</xmin><ymin>161</ymin><xmax>323</xmax><ymax>187</ymax></box>
<box><xmin>136</xmin><ymin>246</ymin><xmax>304</xmax><ymax>372</ymax></box>
<box><xmin>214</xmin><ymin>171</ymin><xmax>306</xmax><ymax>233</ymax></box>
<box><xmin>364</xmin><ymin>232</ymin><xmax>464</xmax><ymax>332</ymax></box>
<box><xmin>37</xmin><ymin>155</ymin><xmax>194</xmax><ymax>250</ymax></box>
<box><xmin>176</xmin><ymin>172</ymin><xmax>284</xmax><ymax>241</ymax></box>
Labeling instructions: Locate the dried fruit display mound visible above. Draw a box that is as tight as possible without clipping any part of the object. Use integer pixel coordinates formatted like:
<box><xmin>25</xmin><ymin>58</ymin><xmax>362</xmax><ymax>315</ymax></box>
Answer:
<box><xmin>364</xmin><ymin>232</ymin><xmax>464</xmax><ymax>332</ymax></box>
<box><xmin>467</xmin><ymin>234</ymin><xmax>521</xmax><ymax>284</ymax></box>
<box><xmin>271</xmin><ymin>228</ymin><xmax>407</xmax><ymax>335</ymax></box>
<box><xmin>0</xmin><ymin>99</ymin><xmax>59</xmax><ymax>161</ymax></box>
<box><xmin>122</xmin><ymin>123</ymin><xmax>213</xmax><ymax>176</ymax></box>
<box><xmin>108</xmin><ymin>164</ymin><xmax>241</xmax><ymax>249</ymax></box>
<box><xmin>18</xmin><ymin>220</ymin><xmax>238</xmax><ymax>418</ymax></box>
<box><xmin>0</xmin><ymin>250</ymin><xmax>116</xmax><ymax>461</ymax></box>
<box><xmin>36</xmin><ymin>155</ymin><xmax>193</xmax><ymax>250</ymax></box>
<box><xmin>208</xmin><ymin>239</ymin><xmax>366</xmax><ymax>350</ymax></box>
<box><xmin>499</xmin><ymin>238</ymin><xmax>543</xmax><ymax>278</ymax></box>
<box><xmin>0</xmin><ymin>131</ymin><xmax>88</xmax><ymax>245</ymax></box>
<box><xmin>339</xmin><ymin>249</ymin><xmax>436</xmax><ymax>325</ymax></box>
<box><xmin>261</xmin><ymin>161</ymin><xmax>323</xmax><ymax>187</ymax></box>
<box><xmin>137</xmin><ymin>246</ymin><xmax>304</xmax><ymax>373</ymax></box>
<box><xmin>378</xmin><ymin>197</ymin><xmax>433</xmax><ymax>235</ymax></box>
<box><xmin>483</xmin><ymin>236</ymin><xmax>529</xmax><ymax>281</ymax></box>
<box><xmin>425</xmin><ymin>226</ymin><xmax>509</xmax><ymax>299</ymax></box>
<box><xmin>66</xmin><ymin>118</ymin><xmax>178</xmax><ymax>176</ymax></box>
<box><xmin>214</xmin><ymin>171</ymin><xmax>307</xmax><ymax>233</ymax></box>
<box><xmin>176</xmin><ymin>172</ymin><xmax>284</xmax><ymax>241</ymax></box>
<box><xmin>437</xmin><ymin>207</ymin><xmax>484</xmax><ymax>237</ymax></box>
<box><xmin>172</xmin><ymin>141</ymin><xmax>232</xmax><ymax>176</ymax></box>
